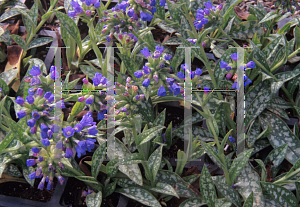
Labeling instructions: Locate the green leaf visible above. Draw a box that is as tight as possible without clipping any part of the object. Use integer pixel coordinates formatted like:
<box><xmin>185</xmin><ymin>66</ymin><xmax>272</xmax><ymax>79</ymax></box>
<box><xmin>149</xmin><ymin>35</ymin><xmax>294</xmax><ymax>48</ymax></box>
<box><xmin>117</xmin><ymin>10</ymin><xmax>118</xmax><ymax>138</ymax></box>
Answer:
<box><xmin>252</xmin><ymin>45</ymin><xmax>270</xmax><ymax>71</ymax></box>
<box><xmin>103</xmin><ymin>180</ymin><xmax>117</xmax><ymax>198</ymax></box>
<box><xmin>134</xmin><ymin>92</ymin><xmax>154</xmax><ymax>123</ymax></box>
<box><xmin>277</xmin><ymin>23</ymin><xmax>291</xmax><ymax>34</ymax></box>
<box><xmin>26</xmin><ymin>1</ymin><xmax>38</xmax><ymax>38</ymax></box>
<box><xmin>156</xmin><ymin>170</ymin><xmax>199</xmax><ymax>197</ymax></box>
<box><xmin>199</xmin><ymin>165</ymin><xmax>217</xmax><ymax>207</ymax></box>
<box><xmin>214</xmin><ymin>180</ymin><xmax>241</xmax><ymax>207</ymax></box>
<box><xmin>106</xmin><ymin>159</ymin><xmax>119</xmax><ymax>178</ymax></box>
<box><xmin>107</xmin><ymin>138</ymin><xmax>143</xmax><ymax>186</ymax></box>
<box><xmin>200</xmin><ymin>141</ymin><xmax>226</xmax><ymax>170</ymax></box>
<box><xmin>259</xmin><ymin>110</ymin><xmax>300</xmax><ymax>164</ymax></box>
<box><xmin>138</xmin><ymin>126</ymin><xmax>165</xmax><ymax>146</ymax></box>
<box><xmin>143</xmin><ymin>31</ymin><xmax>156</xmax><ymax>51</ymax></box>
<box><xmin>115</xmin><ymin>187</ymin><xmax>161</xmax><ymax>207</ymax></box>
<box><xmin>54</xmin><ymin>11</ymin><xmax>82</xmax><ymax>52</ymax></box>
<box><xmin>182</xmin><ymin>174</ymin><xmax>200</xmax><ymax>184</ymax></box>
<box><xmin>118</xmin><ymin>53</ymin><xmax>139</xmax><ymax>78</ymax></box>
<box><xmin>91</xmin><ymin>142</ymin><xmax>106</xmax><ymax>179</ymax></box>
<box><xmin>178</xmin><ymin>198</ymin><xmax>205</xmax><ymax>207</ymax></box>
<box><xmin>163</xmin><ymin>36</ymin><xmax>182</xmax><ymax>45</ymax></box>
<box><xmin>3</xmin><ymin>116</ymin><xmax>25</xmax><ymax>144</ymax></box>
<box><xmin>229</xmin><ymin>149</ymin><xmax>253</xmax><ymax>184</ymax></box>
<box><xmin>148</xmin><ymin>145</ymin><xmax>163</xmax><ymax>182</ymax></box>
<box><xmin>27</xmin><ymin>37</ymin><xmax>53</xmax><ymax>50</ymax></box>
<box><xmin>68</xmin><ymin>101</ymin><xmax>85</xmax><ymax>121</ymax></box>
<box><xmin>243</xmin><ymin>192</ymin><xmax>254</xmax><ymax>207</ymax></box>
<box><xmin>79</xmin><ymin>65</ymin><xmax>101</xmax><ymax>79</ymax></box>
<box><xmin>259</xmin><ymin>11</ymin><xmax>278</xmax><ymax>24</ymax></box>
<box><xmin>11</xmin><ymin>35</ymin><xmax>26</xmax><ymax>50</ymax></box>
<box><xmin>264</xmin><ymin>143</ymin><xmax>288</xmax><ymax>176</ymax></box>
<box><xmin>165</xmin><ymin>122</ymin><xmax>173</xmax><ymax>149</ymax></box>
<box><xmin>86</xmin><ymin>191</ymin><xmax>102</xmax><ymax>207</ymax></box>
<box><xmin>255</xmin><ymin>159</ymin><xmax>267</xmax><ymax>182</ymax></box>
<box><xmin>171</xmin><ymin>47</ymin><xmax>184</xmax><ymax>72</ymax></box>
<box><xmin>229</xmin><ymin>21</ymin><xmax>264</xmax><ymax>40</ymax></box>
<box><xmin>23</xmin><ymin>166</ymin><xmax>35</xmax><ymax>187</ymax></box>
<box><xmin>261</xmin><ymin>182</ymin><xmax>297</xmax><ymax>207</ymax></box>
<box><xmin>236</xmin><ymin>163</ymin><xmax>265</xmax><ymax>206</ymax></box>
<box><xmin>214</xmin><ymin>102</ymin><xmax>231</xmax><ymax>137</ymax></box>
<box><xmin>0</xmin><ymin>8</ymin><xmax>22</xmax><ymax>22</ymax></box>
<box><xmin>0</xmin><ymin>131</ymin><xmax>14</xmax><ymax>154</ymax></box>
<box><xmin>75</xmin><ymin>176</ymin><xmax>100</xmax><ymax>184</ymax></box>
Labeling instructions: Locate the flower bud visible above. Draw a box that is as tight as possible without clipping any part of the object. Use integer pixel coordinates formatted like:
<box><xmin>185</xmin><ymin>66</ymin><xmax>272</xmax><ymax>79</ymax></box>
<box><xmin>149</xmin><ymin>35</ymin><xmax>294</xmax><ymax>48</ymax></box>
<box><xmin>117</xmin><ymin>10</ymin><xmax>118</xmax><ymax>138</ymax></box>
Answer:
<box><xmin>82</xmin><ymin>78</ymin><xmax>88</xmax><ymax>84</ymax></box>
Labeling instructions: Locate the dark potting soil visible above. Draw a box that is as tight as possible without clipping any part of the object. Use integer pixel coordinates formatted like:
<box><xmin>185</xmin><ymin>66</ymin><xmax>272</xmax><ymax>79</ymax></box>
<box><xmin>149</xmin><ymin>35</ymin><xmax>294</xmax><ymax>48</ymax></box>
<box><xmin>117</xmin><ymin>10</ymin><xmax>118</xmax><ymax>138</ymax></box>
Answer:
<box><xmin>0</xmin><ymin>178</ymin><xmax>57</xmax><ymax>203</ymax></box>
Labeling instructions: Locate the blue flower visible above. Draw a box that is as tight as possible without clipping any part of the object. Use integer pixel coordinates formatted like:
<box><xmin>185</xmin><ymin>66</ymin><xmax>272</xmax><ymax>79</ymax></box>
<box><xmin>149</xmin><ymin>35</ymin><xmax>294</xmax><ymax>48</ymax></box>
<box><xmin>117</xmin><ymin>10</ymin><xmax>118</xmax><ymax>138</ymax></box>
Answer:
<box><xmin>57</xmin><ymin>176</ymin><xmax>65</xmax><ymax>185</ymax></box>
<box><xmin>244</xmin><ymin>75</ymin><xmax>252</xmax><ymax>86</ymax></box>
<box><xmin>226</xmin><ymin>65</ymin><xmax>232</xmax><ymax>71</ymax></box>
<box><xmin>47</xmin><ymin>179</ymin><xmax>54</xmax><ymax>190</ymax></box>
<box><xmin>29</xmin><ymin>65</ymin><xmax>41</xmax><ymax>76</ymax></box>
<box><xmin>76</xmin><ymin>141</ymin><xmax>87</xmax><ymax>158</ymax></box>
<box><xmin>116</xmin><ymin>1</ymin><xmax>129</xmax><ymax>11</ymax></box>
<box><xmin>204</xmin><ymin>0</ymin><xmax>213</xmax><ymax>9</ymax></box>
<box><xmin>28</xmin><ymin>172</ymin><xmax>36</xmax><ymax>180</ymax></box>
<box><xmin>41</xmin><ymin>131</ymin><xmax>48</xmax><ymax>139</ymax></box>
<box><xmin>204</xmin><ymin>8</ymin><xmax>210</xmax><ymax>15</ymax></box>
<box><xmin>153</xmin><ymin>46</ymin><xmax>164</xmax><ymax>58</ymax></box>
<box><xmin>160</xmin><ymin>0</ymin><xmax>165</xmax><ymax>7</ymax></box>
<box><xmin>17</xmin><ymin>110</ymin><xmax>26</xmax><ymax>119</ymax></box>
<box><xmin>143</xmin><ymin>78</ymin><xmax>150</xmax><ymax>87</ymax></box>
<box><xmin>97</xmin><ymin>111</ymin><xmax>105</xmax><ymax>121</ymax></box>
<box><xmin>80</xmin><ymin>111</ymin><xmax>95</xmax><ymax>127</ymax></box>
<box><xmin>177</xmin><ymin>71</ymin><xmax>185</xmax><ymax>79</ymax></box>
<box><xmin>65</xmin><ymin>148</ymin><xmax>73</xmax><ymax>158</ymax></box>
<box><xmin>150</xmin><ymin>0</ymin><xmax>156</xmax><ymax>6</ymax></box>
<box><xmin>15</xmin><ymin>96</ymin><xmax>25</xmax><ymax>105</ymax></box>
<box><xmin>204</xmin><ymin>86</ymin><xmax>210</xmax><ymax>93</ymax></box>
<box><xmin>94</xmin><ymin>0</ymin><xmax>100</xmax><ymax>8</ymax></box>
<box><xmin>246</xmin><ymin>61</ymin><xmax>255</xmax><ymax>68</ymax></box>
<box><xmin>220</xmin><ymin>61</ymin><xmax>228</xmax><ymax>68</ymax></box>
<box><xmin>30</xmin><ymin>127</ymin><xmax>37</xmax><ymax>134</ymax></box>
<box><xmin>140</xmin><ymin>47</ymin><xmax>151</xmax><ymax>58</ymax></box>
<box><xmin>230</xmin><ymin>53</ymin><xmax>238</xmax><ymax>61</ymax></box>
<box><xmin>228</xmin><ymin>136</ymin><xmax>236</xmax><ymax>143</ymax></box>
<box><xmin>26</xmin><ymin>96</ymin><xmax>34</xmax><ymax>104</ymax></box>
<box><xmin>196</xmin><ymin>9</ymin><xmax>204</xmax><ymax>19</ymax></box>
<box><xmin>88</xmin><ymin>125</ymin><xmax>98</xmax><ymax>135</ymax></box>
<box><xmin>51</xmin><ymin>124</ymin><xmax>60</xmax><ymax>133</ymax></box>
<box><xmin>27</xmin><ymin>119</ymin><xmax>36</xmax><ymax>127</ymax></box>
<box><xmin>44</xmin><ymin>91</ymin><xmax>52</xmax><ymax>99</ymax></box>
<box><xmin>195</xmin><ymin>68</ymin><xmax>202</xmax><ymax>76</ymax></box>
<box><xmin>134</xmin><ymin>71</ymin><xmax>144</xmax><ymax>78</ymax></box>
<box><xmin>149</xmin><ymin>7</ymin><xmax>157</xmax><ymax>15</ymax></box>
<box><xmin>63</xmin><ymin>126</ymin><xmax>75</xmax><ymax>138</ymax></box>
<box><xmin>164</xmin><ymin>54</ymin><xmax>172</xmax><ymax>60</ymax></box>
<box><xmin>28</xmin><ymin>88</ymin><xmax>36</xmax><ymax>96</ymax></box>
<box><xmin>71</xmin><ymin>0</ymin><xmax>80</xmax><ymax>8</ymax></box>
<box><xmin>193</xmin><ymin>20</ymin><xmax>203</xmax><ymax>30</ymax></box>
<box><xmin>40</xmin><ymin>124</ymin><xmax>48</xmax><ymax>132</ymax></box>
<box><xmin>172</xmin><ymin>83</ymin><xmax>181</xmax><ymax>95</ymax></box>
<box><xmin>37</xmin><ymin>177</ymin><xmax>46</xmax><ymax>190</ymax></box>
<box><xmin>32</xmin><ymin>111</ymin><xmax>40</xmax><ymax>120</ymax></box>
<box><xmin>85</xmin><ymin>0</ymin><xmax>96</xmax><ymax>6</ymax></box>
<box><xmin>48</xmin><ymin>94</ymin><xmax>54</xmax><ymax>103</ymax></box>
<box><xmin>74</xmin><ymin>123</ymin><xmax>83</xmax><ymax>132</ymax></box>
<box><xmin>86</xmin><ymin>138</ymin><xmax>96</xmax><ymax>152</ymax></box>
<box><xmin>166</xmin><ymin>78</ymin><xmax>174</xmax><ymax>85</ymax></box>
<box><xmin>85</xmin><ymin>97</ymin><xmax>93</xmax><ymax>104</ymax></box>
<box><xmin>32</xmin><ymin>147</ymin><xmax>40</xmax><ymax>153</ymax></box>
<box><xmin>93</xmin><ymin>77</ymin><xmax>100</xmax><ymax>86</ymax></box>
<box><xmin>26</xmin><ymin>159</ymin><xmax>36</xmax><ymax>167</ymax></box>
<box><xmin>100</xmin><ymin>77</ymin><xmax>107</xmax><ymax>85</ymax></box>
<box><xmin>143</xmin><ymin>65</ymin><xmax>151</xmax><ymax>74</ymax></box>
<box><xmin>41</xmin><ymin>138</ymin><xmax>50</xmax><ymax>147</ymax></box>
<box><xmin>191</xmin><ymin>71</ymin><xmax>195</xmax><ymax>79</ymax></box>
<box><xmin>29</xmin><ymin>77</ymin><xmax>41</xmax><ymax>86</ymax></box>
<box><xmin>135</xmin><ymin>95</ymin><xmax>140</xmax><ymax>100</ymax></box>
<box><xmin>231</xmin><ymin>82</ymin><xmax>238</xmax><ymax>89</ymax></box>
<box><xmin>187</xmin><ymin>39</ymin><xmax>197</xmax><ymax>44</ymax></box>
<box><xmin>127</xmin><ymin>8</ymin><xmax>134</xmax><ymax>17</ymax></box>
<box><xmin>157</xmin><ymin>86</ymin><xmax>166</xmax><ymax>96</ymax></box>
<box><xmin>74</xmin><ymin>6</ymin><xmax>83</xmax><ymax>13</ymax></box>
<box><xmin>140</xmin><ymin>12</ymin><xmax>153</xmax><ymax>22</ymax></box>
<box><xmin>68</xmin><ymin>11</ymin><xmax>76</xmax><ymax>18</ymax></box>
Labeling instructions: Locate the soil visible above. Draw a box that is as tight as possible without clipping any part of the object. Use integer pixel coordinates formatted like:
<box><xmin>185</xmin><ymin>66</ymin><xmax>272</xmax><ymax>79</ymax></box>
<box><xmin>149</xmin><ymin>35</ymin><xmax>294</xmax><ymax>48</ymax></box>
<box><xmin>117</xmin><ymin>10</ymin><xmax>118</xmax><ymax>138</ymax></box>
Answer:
<box><xmin>0</xmin><ymin>178</ymin><xmax>57</xmax><ymax>203</ymax></box>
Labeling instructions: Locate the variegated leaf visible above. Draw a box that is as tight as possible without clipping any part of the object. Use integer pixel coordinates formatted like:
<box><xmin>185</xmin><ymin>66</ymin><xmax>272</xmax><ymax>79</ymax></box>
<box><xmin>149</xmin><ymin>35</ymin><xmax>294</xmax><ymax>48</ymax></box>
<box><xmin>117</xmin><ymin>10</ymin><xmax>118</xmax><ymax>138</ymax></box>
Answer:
<box><xmin>91</xmin><ymin>142</ymin><xmax>106</xmax><ymax>179</ymax></box>
<box><xmin>243</xmin><ymin>192</ymin><xmax>254</xmax><ymax>207</ymax></box>
<box><xmin>254</xmin><ymin>159</ymin><xmax>267</xmax><ymax>182</ymax></box>
<box><xmin>245</xmin><ymin>79</ymin><xmax>271</xmax><ymax>110</ymax></box>
<box><xmin>178</xmin><ymin>198</ymin><xmax>205</xmax><ymax>207</ymax></box>
<box><xmin>259</xmin><ymin>111</ymin><xmax>300</xmax><ymax>164</ymax></box>
<box><xmin>148</xmin><ymin>145</ymin><xmax>163</xmax><ymax>182</ymax></box>
<box><xmin>115</xmin><ymin>187</ymin><xmax>161</xmax><ymax>207</ymax></box>
<box><xmin>264</xmin><ymin>143</ymin><xmax>288</xmax><ymax>176</ymax></box>
<box><xmin>27</xmin><ymin>37</ymin><xmax>54</xmax><ymax>50</ymax></box>
<box><xmin>246</xmin><ymin>117</ymin><xmax>261</xmax><ymax>147</ymax></box>
<box><xmin>199</xmin><ymin>165</ymin><xmax>217</xmax><ymax>207</ymax></box>
<box><xmin>86</xmin><ymin>191</ymin><xmax>102</xmax><ymax>207</ymax></box>
<box><xmin>107</xmin><ymin>138</ymin><xmax>143</xmax><ymax>186</ymax></box>
<box><xmin>216</xmin><ymin>198</ymin><xmax>232</xmax><ymax>207</ymax></box>
<box><xmin>229</xmin><ymin>21</ymin><xmax>264</xmax><ymax>40</ymax></box>
<box><xmin>23</xmin><ymin>166</ymin><xmax>35</xmax><ymax>186</ymax></box>
<box><xmin>214</xmin><ymin>180</ymin><xmax>241</xmax><ymax>207</ymax></box>
<box><xmin>236</xmin><ymin>163</ymin><xmax>265</xmax><ymax>206</ymax></box>
<box><xmin>261</xmin><ymin>182</ymin><xmax>297</xmax><ymax>207</ymax></box>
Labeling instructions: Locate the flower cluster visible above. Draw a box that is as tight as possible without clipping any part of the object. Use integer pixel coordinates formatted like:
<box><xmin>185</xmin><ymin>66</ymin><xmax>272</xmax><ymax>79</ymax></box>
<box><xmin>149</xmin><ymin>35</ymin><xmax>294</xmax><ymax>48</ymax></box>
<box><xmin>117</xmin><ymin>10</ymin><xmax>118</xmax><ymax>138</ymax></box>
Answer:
<box><xmin>68</xmin><ymin>0</ymin><xmax>101</xmax><ymax>18</ymax></box>
<box><xmin>273</xmin><ymin>0</ymin><xmax>300</xmax><ymax>14</ymax></box>
<box><xmin>27</xmin><ymin>146</ymin><xmax>65</xmax><ymax>190</ymax></box>
<box><xmin>116</xmin><ymin>32</ymin><xmax>138</xmax><ymax>46</ymax></box>
<box><xmin>176</xmin><ymin>63</ymin><xmax>204</xmax><ymax>89</ymax></box>
<box><xmin>133</xmin><ymin>46</ymin><xmax>181</xmax><ymax>97</ymax></box>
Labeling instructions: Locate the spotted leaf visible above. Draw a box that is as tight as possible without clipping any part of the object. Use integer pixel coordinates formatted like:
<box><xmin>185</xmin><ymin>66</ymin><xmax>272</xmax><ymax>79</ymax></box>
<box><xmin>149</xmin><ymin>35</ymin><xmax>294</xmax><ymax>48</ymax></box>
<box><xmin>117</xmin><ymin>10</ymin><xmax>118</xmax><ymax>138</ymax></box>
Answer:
<box><xmin>199</xmin><ymin>165</ymin><xmax>217</xmax><ymax>207</ymax></box>
<box><xmin>178</xmin><ymin>198</ymin><xmax>205</xmax><ymax>207</ymax></box>
<box><xmin>243</xmin><ymin>192</ymin><xmax>254</xmax><ymax>207</ymax></box>
<box><xmin>214</xmin><ymin>180</ymin><xmax>241</xmax><ymax>207</ymax></box>
<box><xmin>264</xmin><ymin>143</ymin><xmax>288</xmax><ymax>176</ymax></box>
<box><xmin>91</xmin><ymin>142</ymin><xmax>106</xmax><ymax>179</ymax></box>
<box><xmin>86</xmin><ymin>191</ymin><xmax>102</xmax><ymax>207</ymax></box>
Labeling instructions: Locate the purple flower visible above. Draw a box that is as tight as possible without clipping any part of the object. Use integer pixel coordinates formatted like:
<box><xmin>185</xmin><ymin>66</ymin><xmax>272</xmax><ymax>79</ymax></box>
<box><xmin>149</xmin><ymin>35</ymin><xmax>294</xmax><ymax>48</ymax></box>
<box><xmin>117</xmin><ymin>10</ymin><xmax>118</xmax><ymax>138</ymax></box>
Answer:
<box><xmin>100</xmin><ymin>77</ymin><xmax>107</xmax><ymax>85</ymax></box>
<box><xmin>17</xmin><ymin>110</ymin><xmax>26</xmax><ymax>119</ymax></box>
<box><xmin>195</xmin><ymin>68</ymin><xmax>202</xmax><ymax>76</ymax></box>
<box><xmin>32</xmin><ymin>111</ymin><xmax>40</xmax><ymax>120</ymax></box>
<box><xmin>36</xmin><ymin>88</ymin><xmax>43</xmax><ymax>96</ymax></box>
<box><xmin>48</xmin><ymin>130</ymin><xmax>53</xmax><ymax>139</ymax></box>
<box><xmin>88</xmin><ymin>125</ymin><xmax>98</xmax><ymax>135</ymax></box>
<box><xmin>78</xmin><ymin>96</ymin><xmax>85</xmax><ymax>102</ymax></box>
<box><xmin>51</xmin><ymin>124</ymin><xmax>60</xmax><ymax>133</ymax></box>
<box><xmin>44</xmin><ymin>91</ymin><xmax>52</xmax><ymax>99</ymax></box>
<box><xmin>116</xmin><ymin>1</ymin><xmax>129</xmax><ymax>11</ymax></box>
<box><xmin>29</xmin><ymin>77</ymin><xmax>41</xmax><ymax>86</ymax></box>
<box><xmin>85</xmin><ymin>97</ymin><xmax>93</xmax><ymax>104</ymax></box>
<box><xmin>230</xmin><ymin>53</ymin><xmax>238</xmax><ymax>61</ymax></box>
<box><xmin>71</xmin><ymin>0</ymin><xmax>80</xmax><ymax>8</ymax></box>
<box><xmin>41</xmin><ymin>131</ymin><xmax>48</xmax><ymax>138</ymax></box>
<box><xmin>29</xmin><ymin>66</ymin><xmax>41</xmax><ymax>76</ymax></box>
<box><xmin>127</xmin><ymin>8</ymin><xmax>134</xmax><ymax>17</ymax></box>
<box><xmin>141</xmin><ymin>47</ymin><xmax>151</xmax><ymax>58</ymax></box>
<box><xmin>80</xmin><ymin>111</ymin><xmax>95</xmax><ymax>127</ymax></box>
<box><xmin>202</xmin><ymin>18</ymin><xmax>209</xmax><ymax>24</ymax></box>
<box><xmin>28</xmin><ymin>88</ymin><xmax>36</xmax><ymax>96</ymax></box>
<box><xmin>40</xmin><ymin>124</ymin><xmax>48</xmax><ymax>132</ymax></box>
<box><xmin>26</xmin><ymin>159</ymin><xmax>36</xmax><ymax>167</ymax></box>
<box><xmin>82</xmin><ymin>78</ymin><xmax>88</xmax><ymax>84</ymax></box>
<box><xmin>30</xmin><ymin>127</ymin><xmax>37</xmax><ymax>134</ymax></box>
<box><xmin>160</xmin><ymin>0</ymin><xmax>165</xmax><ymax>7</ymax></box>
<box><xmin>204</xmin><ymin>0</ymin><xmax>213</xmax><ymax>9</ymax></box>
<box><xmin>150</xmin><ymin>0</ymin><xmax>156</xmax><ymax>6</ymax></box>
<box><xmin>68</xmin><ymin>11</ymin><xmax>77</xmax><ymax>18</ymax></box>
<box><xmin>134</xmin><ymin>71</ymin><xmax>144</xmax><ymax>78</ymax></box>
<box><xmin>143</xmin><ymin>66</ymin><xmax>151</xmax><ymax>74</ymax></box>
<box><xmin>28</xmin><ymin>172</ymin><xmax>36</xmax><ymax>180</ymax></box>
<box><xmin>204</xmin><ymin>8</ymin><xmax>210</xmax><ymax>15</ymax></box>
<box><xmin>187</xmin><ymin>39</ymin><xmax>197</xmax><ymax>44</ymax></box>
<box><xmin>140</xmin><ymin>12</ymin><xmax>153</xmax><ymax>22</ymax></box>
<box><xmin>16</xmin><ymin>96</ymin><xmax>25</xmax><ymax>105</ymax></box>
<box><xmin>226</xmin><ymin>73</ymin><xmax>232</xmax><ymax>79</ymax></box>
<box><xmin>153</xmin><ymin>46</ymin><xmax>164</xmax><ymax>58</ymax></box>
<box><xmin>191</xmin><ymin>71</ymin><xmax>195</xmax><ymax>79</ymax></box>
<box><xmin>56</xmin><ymin>141</ymin><xmax>63</xmax><ymax>149</ymax></box>
<box><xmin>48</xmin><ymin>94</ymin><xmax>54</xmax><ymax>103</ymax></box>
<box><xmin>166</xmin><ymin>78</ymin><xmax>174</xmax><ymax>85</ymax></box>
<box><xmin>220</xmin><ymin>61</ymin><xmax>228</xmax><ymax>68</ymax></box>
<box><xmin>27</xmin><ymin>119</ymin><xmax>36</xmax><ymax>127</ymax></box>
<box><xmin>149</xmin><ymin>7</ymin><xmax>157</xmax><ymax>15</ymax></box>
<box><xmin>164</xmin><ymin>54</ymin><xmax>172</xmax><ymax>60</ymax></box>
<box><xmin>26</xmin><ymin>96</ymin><xmax>34</xmax><ymax>104</ymax></box>
<box><xmin>153</xmin><ymin>74</ymin><xmax>158</xmax><ymax>83</ymax></box>
<box><xmin>177</xmin><ymin>71</ymin><xmax>185</xmax><ymax>79</ymax></box>
<box><xmin>231</xmin><ymin>82</ymin><xmax>238</xmax><ymax>90</ymax></box>
<box><xmin>57</xmin><ymin>176</ymin><xmax>65</xmax><ymax>185</ymax></box>
<box><xmin>85</xmin><ymin>0</ymin><xmax>96</xmax><ymax>6</ymax></box>
<box><xmin>172</xmin><ymin>83</ymin><xmax>181</xmax><ymax>95</ymax></box>
<box><xmin>47</xmin><ymin>179</ymin><xmax>54</xmax><ymax>190</ymax></box>
<box><xmin>121</xmin><ymin>107</ymin><xmax>127</xmax><ymax>112</ymax></box>
<box><xmin>41</xmin><ymin>138</ymin><xmax>50</xmax><ymax>147</ymax></box>
<box><xmin>63</xmin><ymin>126</ymin><xmax>75</xmax><ymax>138</ymax></box>
<box><xmin>32</xmin><ymin>147</ymin><xmax>40</xmax><ymax>153</ymax></box>
<box><xmin>193</xmin><ymin>20</ymin><xmax>203</xmax><ymax>30</ymax></box>
<box><xmin>75</xmin><ymin>6</ymin><xmax>83</xmax><ymax>14</ymax></box>
<box><xmin>86</xmin><ymin>138</ymin><xmax>96</xmax><ymax>152</ymax></box>
<box><xmin>196</xmin><ymin>9</ymin><xmax>204</xmax><ymax>19</ymax></box>
<box><xmin>229</xmin><ymin>136</ymin><xmax>236</xmax><ymax>143</ymax></box>
<box><xmin>94</xmin><ymin>0</ymin><xmax>100</xmax><ymax>8</ymax></box>
<box><xmin>157</xmin><ymin>86</ymin><xmax>166</xmax><ymax>96</ymax></box>
<box><xmin>244</xmin><ymin>75</ymin><xmax>252</xmax><ymax>86</ymax></box>
<box><xmin>65</xmin><ymin>148</ymin><xmax>73</xmax><ymax>158</ymax></box>
<box><xmin>246</xmin><ymin>61</ymin><xmax>255</xmax><ymax>68</ymax></box>
<box><xmin>135</xmin><ymin>95</ymin><xmax>140</xmax><ymax>100</ymax></box>
<box><xmin>76</xmin><ymin>141</ymin><xmax>87</xmax><ymax>158</ymax></box>
<box><xmin>226</xmin><ymin>65</ymin><xmax>232</xmax><ymax>71</ymax></box>
<box><xmin>97</xmin><ymin>111</ymin><xmax>105</xmax><ymax>121</ymax></box>
<box><xmin>74</xmin><ymin>123</ymin><xmax>83</xmax><ymax>132</ymax></box>
<box><xmin>204</xmin><ymin>86</ymin><xmax>210</xmax><ymax>93</ymax></box>
<box><xmin>37</xmin><ymin>177</ymin><xmax>45</xmax><ymax>190</ymax></box>
<box><xmin>217</xmin><ymin>4</ymin><xmax>223</xmax><ymax>10</ymax></box>
<box><xmin>86</xmin><ymin>10</ymin><xmax>91</xmax><ymax>16</ymax></box>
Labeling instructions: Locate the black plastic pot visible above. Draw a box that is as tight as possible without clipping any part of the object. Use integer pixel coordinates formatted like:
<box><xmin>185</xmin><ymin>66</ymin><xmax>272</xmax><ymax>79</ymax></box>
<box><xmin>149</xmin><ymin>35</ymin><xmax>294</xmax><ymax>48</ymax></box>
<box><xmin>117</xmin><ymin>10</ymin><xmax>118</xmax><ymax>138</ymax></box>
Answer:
<box><xmin>0</xmin><ymin>178</ymin><xmax>67</xmax><ymax>207</ymax></box>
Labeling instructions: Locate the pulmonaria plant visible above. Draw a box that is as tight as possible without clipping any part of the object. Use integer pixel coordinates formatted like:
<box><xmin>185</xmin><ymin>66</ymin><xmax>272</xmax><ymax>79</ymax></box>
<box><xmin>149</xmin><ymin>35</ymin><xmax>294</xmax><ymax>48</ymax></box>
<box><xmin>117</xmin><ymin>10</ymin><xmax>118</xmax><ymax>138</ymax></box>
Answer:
<box><xmin>176</xmin><ymin>63</ymin><xmax>204</xmax><ymax>89</ymax></box>
<box><xmin>68</xmin><ymin>0</ymin><xmax>101</xmax><ymax>19</ymax></box>
<box><xmin>134</xmin><ymin>46</ymin><xmax>183</xmax><ymax>97</ymax></box>
<box><xmin>219</xmin><ymin>53</ymin><xmax>255</xmax><ymax>89</ymax></box>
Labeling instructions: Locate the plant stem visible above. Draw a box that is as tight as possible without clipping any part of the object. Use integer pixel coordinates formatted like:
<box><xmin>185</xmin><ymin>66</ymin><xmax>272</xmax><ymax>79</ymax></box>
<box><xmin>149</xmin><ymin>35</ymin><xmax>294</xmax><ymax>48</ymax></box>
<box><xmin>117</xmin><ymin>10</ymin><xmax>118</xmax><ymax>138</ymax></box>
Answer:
<box><xmin>180</xmin><ymin>1</ymin><xmax>197</xmax><ymax>39</ymax></box>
